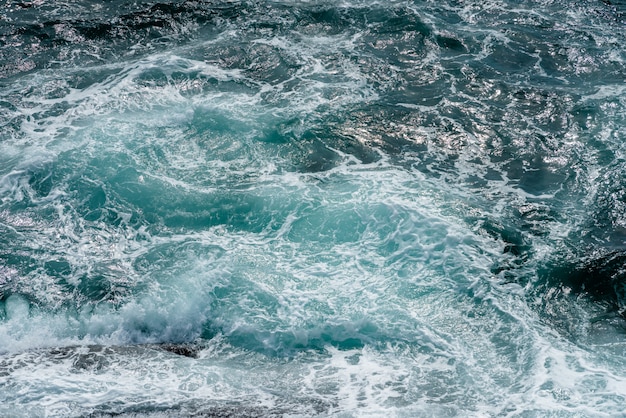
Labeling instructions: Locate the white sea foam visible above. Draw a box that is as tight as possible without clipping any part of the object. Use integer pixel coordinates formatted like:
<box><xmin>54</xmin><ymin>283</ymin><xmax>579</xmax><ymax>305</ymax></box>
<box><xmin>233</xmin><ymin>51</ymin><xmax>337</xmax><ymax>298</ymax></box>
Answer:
<box><xmin>2</xmin><ymin>145</ymin><xmax>624</xmax><ymax>415</ymax></box>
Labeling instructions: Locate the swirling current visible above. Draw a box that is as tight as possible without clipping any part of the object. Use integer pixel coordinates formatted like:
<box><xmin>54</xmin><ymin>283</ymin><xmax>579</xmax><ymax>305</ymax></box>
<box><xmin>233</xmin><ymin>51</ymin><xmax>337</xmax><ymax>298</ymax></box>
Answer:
<box><xmin>1</xmin><ymin>0</ymin><xmax>625</xmax><ymax>416</ymax></box>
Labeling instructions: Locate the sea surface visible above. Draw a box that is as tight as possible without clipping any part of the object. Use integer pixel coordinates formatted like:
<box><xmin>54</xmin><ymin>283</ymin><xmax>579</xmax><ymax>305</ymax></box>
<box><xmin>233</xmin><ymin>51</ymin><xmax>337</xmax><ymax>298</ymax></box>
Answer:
<box><xmin>1</xmin><ymin>0</ymin><xmax>625</xmax><ymax>416</ymax></box>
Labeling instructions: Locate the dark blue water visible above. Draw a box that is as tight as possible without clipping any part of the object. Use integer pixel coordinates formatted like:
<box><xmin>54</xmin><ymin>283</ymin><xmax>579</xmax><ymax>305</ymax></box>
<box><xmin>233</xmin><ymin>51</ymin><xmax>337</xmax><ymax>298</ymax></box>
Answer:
<box><xmin>1</xmin><ymin>1</ymin><xmax>625</xmax><ymax>416</ymax></box>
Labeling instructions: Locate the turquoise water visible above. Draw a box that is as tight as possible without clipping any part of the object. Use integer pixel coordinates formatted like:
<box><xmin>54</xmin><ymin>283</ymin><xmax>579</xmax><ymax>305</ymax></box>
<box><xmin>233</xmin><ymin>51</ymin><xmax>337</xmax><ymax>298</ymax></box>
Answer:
<box><xmin>1</xmin><ymin>0</ymin><xmax>625</xmax><ymax>416</ymax></box>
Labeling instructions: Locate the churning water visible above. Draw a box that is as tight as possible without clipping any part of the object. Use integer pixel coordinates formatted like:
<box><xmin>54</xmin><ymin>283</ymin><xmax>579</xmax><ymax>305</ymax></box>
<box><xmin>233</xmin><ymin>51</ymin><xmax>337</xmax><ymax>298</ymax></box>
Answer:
<box><xmin>1</xmin><ymin>0</ymin><xmax>625</xmax><ymax>416</ymax></box>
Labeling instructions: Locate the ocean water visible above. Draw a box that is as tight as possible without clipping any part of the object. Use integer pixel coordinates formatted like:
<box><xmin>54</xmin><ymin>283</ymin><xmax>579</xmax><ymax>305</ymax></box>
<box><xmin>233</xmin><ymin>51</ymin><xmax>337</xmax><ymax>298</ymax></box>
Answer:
<box><xmin>1</xmin><ymin>0</ymin><xmax>625</xmax><ymax>416</ymax></box>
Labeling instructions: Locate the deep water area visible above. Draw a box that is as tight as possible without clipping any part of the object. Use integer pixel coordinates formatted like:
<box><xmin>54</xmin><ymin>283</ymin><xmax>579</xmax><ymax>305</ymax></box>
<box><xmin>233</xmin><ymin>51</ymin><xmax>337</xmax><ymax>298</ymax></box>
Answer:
<box><xmin>1</xmin><ymin>0</ymin><xmax>626</xmax><ymax>416</ymax></box>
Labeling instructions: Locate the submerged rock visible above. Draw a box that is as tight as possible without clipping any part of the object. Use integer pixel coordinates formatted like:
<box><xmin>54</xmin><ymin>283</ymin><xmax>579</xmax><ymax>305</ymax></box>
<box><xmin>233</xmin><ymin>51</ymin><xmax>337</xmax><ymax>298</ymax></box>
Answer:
<box><xmin>539</xmin><ymin>249</ymin><xmax>626</xmax><ymax>320</ymax></box>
